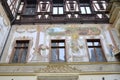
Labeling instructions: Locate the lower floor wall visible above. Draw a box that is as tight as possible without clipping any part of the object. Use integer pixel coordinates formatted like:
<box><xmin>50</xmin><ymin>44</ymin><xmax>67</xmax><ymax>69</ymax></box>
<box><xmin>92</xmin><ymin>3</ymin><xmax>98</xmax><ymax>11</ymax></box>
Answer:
<box><xmin>78</xmin><ymin>75</ymin><xmax>120</xmax><ymax>80</ymax></box>
<box><xmin>0</xmin><ymin>76</ymin><xmax>37</xmax><ymax>80</ymax></box>
<box><xmin>0</xmin><ymin>74</ymin><xmax>120</xmax><ymax>80</ymax></box>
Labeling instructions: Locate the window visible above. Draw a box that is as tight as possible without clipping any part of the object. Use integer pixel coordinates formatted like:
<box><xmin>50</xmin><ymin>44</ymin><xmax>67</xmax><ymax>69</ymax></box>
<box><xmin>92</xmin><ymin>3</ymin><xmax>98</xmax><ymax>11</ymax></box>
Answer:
<box><xmin>37</xmin><ymin>1</ymin><xmax>51</xmax><ymax>12</ymax></box>
<box><xmin>65</xmin><ymin>0</ymin><xmax>79</xmax><ymax>12</ymax></box>
<box><xmin>23</xmin><ymin>5</ymin><xmax>36</xmax><ymax>15</ymax></box>
<box><xmin>52</xmin><ymin>0</ymin><xmax>64</xmax><ymax>15</ymax></box>
<box><xmin>53</xmin><ymin>7</ymin><xmax>63</xmax><ymax>15</ymax></box>
<box><xmin>51</xmin><ymin>40</ymin><xmax>66</xmax><ymax>62</ymax></box>
<box><xmin>87</xmin><ymin>39</ymin><xmax>106</xmax><ymax>62</ymax></box>
<box><xmin>80</xmin><ymin>4</ymin><xmax>92</xmax><ymax>14</ymax></box>
<box><xmin>7</xmin><ymin>0</ymin><xmax>20</xmax><ymax>16</ymax></box>
<box><xmin>11</xmin><ymin>40</ymin><xmax>29</xmax><ymax>63</ymax></box>
<box><xmin>92</xmin><ymin>1</ymin><xmax>107</xmax><ymax>11</ymax></box>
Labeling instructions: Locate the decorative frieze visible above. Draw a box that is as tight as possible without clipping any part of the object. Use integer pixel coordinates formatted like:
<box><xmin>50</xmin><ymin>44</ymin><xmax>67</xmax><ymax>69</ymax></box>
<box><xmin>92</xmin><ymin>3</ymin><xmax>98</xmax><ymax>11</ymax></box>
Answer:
<box><xmin>0</xmin><ymin>63</ymin><xmax>120</xmax><ymax>73</ymax></box>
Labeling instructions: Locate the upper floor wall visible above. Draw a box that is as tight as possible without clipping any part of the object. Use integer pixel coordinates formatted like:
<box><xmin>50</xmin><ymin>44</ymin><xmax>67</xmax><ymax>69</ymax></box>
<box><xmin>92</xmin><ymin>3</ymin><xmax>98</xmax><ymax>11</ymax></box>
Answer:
<box><xmin>1</xmin><ymin>24</ymin><xmax>119</xmax><ymax>63</ymax></box>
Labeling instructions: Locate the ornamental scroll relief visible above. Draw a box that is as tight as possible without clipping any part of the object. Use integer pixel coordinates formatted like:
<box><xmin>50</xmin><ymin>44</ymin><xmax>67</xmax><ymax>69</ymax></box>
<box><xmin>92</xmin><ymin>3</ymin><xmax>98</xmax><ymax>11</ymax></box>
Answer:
<box><xmin>34</xmin><ymin>65</ymin><xmax>80</xmax><ymax>73</ymax></box>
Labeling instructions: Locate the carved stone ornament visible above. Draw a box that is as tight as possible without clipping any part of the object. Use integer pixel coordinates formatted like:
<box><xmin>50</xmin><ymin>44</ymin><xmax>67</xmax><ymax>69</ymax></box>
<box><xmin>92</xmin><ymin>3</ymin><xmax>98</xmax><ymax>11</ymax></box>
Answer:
<box><xmin>16</xmin><ymin>28</ymin><xmax>25</xmax><ymax>33</ymax></box>
<box><xmin>34</xmin><ymin>65</ymin><xmax>80</xmax><ymax>73</ymax></box>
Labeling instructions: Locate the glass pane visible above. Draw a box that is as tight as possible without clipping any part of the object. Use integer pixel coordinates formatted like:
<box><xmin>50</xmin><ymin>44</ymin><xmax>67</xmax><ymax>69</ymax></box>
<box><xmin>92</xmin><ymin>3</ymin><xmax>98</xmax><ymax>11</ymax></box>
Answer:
<box><xmin>16</xmin><ymin>42</ymin><xmax>22</xmax><ymax>47</ymax></box>
<box><xmin>24</xmin><ymin>42</ymin><xmax>29</xmax><ymax>47</ymax></box>
<box><xmin>51</xmin><ymin>48</ymin><xmax>58</xmax><ymax>62</ymax></box>
<box><xmin>59</xmin><ymin>7</ymin><xmax>63</xmax><ymax>14</ymax></box>
<box><xmin>59</xmin><ymin>48</ymin><xmax>65</xmax><ymax>62</ymax></box>
<box><xmin>94</xmin><ymin>42</ymin><xmax>100</xmax><ymax>46</ymax></box>
<box><xmin>95</xmin><ymin>48</ymin><xmax>106</xmax><ymax>62</ymax></box>
<box><xmin>51</xmin><ymin>42</ymin><xmax>57</xmax><ymax>47</ymax></box>
<box><xmin>87</xmin><ymin>42</ymin><xmax>93</xmax><ymax>46</ymax></box>
<box><xmin>80</xmin><ymin>7</ymin><xmax>86</xmax><ymax>14</ymax></box>
<box><xmin>24</xmin><ymin>7</ymin><xmax>36</xmax><ymax>15</ymax></box>
<box><xmin>12</xmin><ymin>48</ymin><xmax>20</xmax><ymax>63</ymax></box>
<box><xmin>53</xmin><ymin>7</ymin><xmax>58</xmax><ymax>14</ymax></box>
<box><xmin>59</xmin><ymin>42</ymin><xmax>64</xmax><ymax>46</ymax></box>
<box><xmin>20</xmin><ymin>48</ymin><xmax>28</xmax><ymax>63</ymax></box>
<box><xmin>88</xmin><ymin>48</ymin><xmax>96</xmax><ymax>62</ymax></box>
<box><xmin>86</xmin><ymin>7</ymin><xmax>91</xmax><ymax>14</ymax></box>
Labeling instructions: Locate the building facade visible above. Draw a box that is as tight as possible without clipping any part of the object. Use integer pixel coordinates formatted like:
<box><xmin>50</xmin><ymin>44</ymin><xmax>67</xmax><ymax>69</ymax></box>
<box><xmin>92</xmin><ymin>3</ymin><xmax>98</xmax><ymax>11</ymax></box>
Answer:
<box><xmin>0</xmin><ymin>0</ymin><xmax>120</xmax><ymax>80</ymax></box>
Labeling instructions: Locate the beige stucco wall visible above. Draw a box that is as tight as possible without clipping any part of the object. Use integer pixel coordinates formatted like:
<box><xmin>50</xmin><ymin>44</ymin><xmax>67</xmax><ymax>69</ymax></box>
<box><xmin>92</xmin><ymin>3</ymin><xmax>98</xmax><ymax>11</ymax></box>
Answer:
<box><xmin>78</xmin><ymin>74</ymin><xmax>120</xmax><ymax>80</ymax></box>
<box><xmin>0</xmin><ymin>75</ymin><xmax>120</xmax><ymax>80</ymax></box>
<box><xmin>0</xmin><ymin>76</ymin><xmax>37</xmax><ymax>80</ymax></box>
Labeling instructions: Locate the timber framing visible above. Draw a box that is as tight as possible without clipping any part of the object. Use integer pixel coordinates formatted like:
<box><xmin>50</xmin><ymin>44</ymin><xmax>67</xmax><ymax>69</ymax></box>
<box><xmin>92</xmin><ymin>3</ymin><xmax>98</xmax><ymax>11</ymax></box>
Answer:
<box><xmin>1</xmin><ymin>0</ymin><xmax>110</xmax><ymax>24</ymax></box>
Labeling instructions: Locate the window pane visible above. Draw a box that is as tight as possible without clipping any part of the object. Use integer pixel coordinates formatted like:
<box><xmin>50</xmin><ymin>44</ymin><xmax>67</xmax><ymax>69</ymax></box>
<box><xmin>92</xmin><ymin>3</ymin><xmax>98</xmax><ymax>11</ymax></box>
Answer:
<box><xmin>20</xmin><ymin>48</ymin><xmax>28</xmax><ymax>63</ymax></box>
<box><xmin>94</xmin><ymin>42</ymin><xmax>100</xmax><ymax>46</ymax></box>
<box><xmin>88</xmin><ymin>48</ymin><xmax>96</xmax><ymax>62</ymax></box>
<box><xmin>95</xmin><ymin>48</ymin><xmax>106</xmax><ymax>62</ymax></box>
<box><xmin>59</xmin><ymin>48</ymin><xmax>65</xmax><ymax>62</ymax></box>
<box><xmin>51</xmin><ymin>48</ymin><xmax>58</xmax><ymax>62</ymax></box>
<box><xmin>23</xmin><ymin>7</ymin><xmax>36</xmax><ymax>15</ymax></box>
<box><xmin>12</xmin><ymin>48</ymin><xmax>20</xmax><ymax>63</ymax></box>
<box><xmin>53</xmin><ymin>7</ymin><xmax>58</xmax><ymax>14</ymax></box>
<box><xmin>86</xmin><ymin>7</ymin><xmax>91</xmax><ymax>14</ymax></box>
<box><xmin>52</xmin><ymin>42</ymin><xmax>64</xmax><ymax>47</ymax></box>
<box><xmin>80</xmin><ymin>7</ymin><xmax>86</xmax><ymax>14</ymax></box>
<box><xmin>59</xmin><ymin>7</ymin><xmax>63</xmax><ymax>14</ymax></box>
<box><xmin>51</xmin><ymin>42</ymin><xmax>57</xmax><ymax>47</ymax></box>
<box><xmin>16</xmin><ymin>42</ymin><xmax>22</xmax><ymax>47</ymax></box>
<box><xmin>87</xmin><ymin>42</ymin><xmax>93</xmax><ymax>46</ymax></box>
<box><xmin>59</xmin><ymin>42</ymin><xmax>64</xmax><ymax>46</ymax></box>
<box><xmin>24</xmin><ymin>42</ymin><xmax>29</xmax><ymax>47</ymax></box>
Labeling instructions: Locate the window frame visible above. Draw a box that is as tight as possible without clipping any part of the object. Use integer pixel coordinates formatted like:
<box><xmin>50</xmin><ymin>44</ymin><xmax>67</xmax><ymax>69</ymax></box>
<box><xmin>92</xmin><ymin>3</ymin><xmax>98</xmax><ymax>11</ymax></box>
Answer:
<box><xmin>86</xmin><ymin>39</ymin><xmax>107</xmax><ymax>62</ymax></box>
<box><xmin>22</xmin><ymin>4</ymin><xmax>37</xmax><ymax>16</ymax></box>
<box><xmin>52</xmin><ymin>6</ymin><xmax>64</xmax><ymax>15</ymax></box>
<box><xmin>10</xmin><ymin>40</ymin><xmax>30</xmax><ymax>63</ymax></box>
<box><xmin>80</xmin><ymin>4</ymin><xmax>92</xmax><ymax>14</ymax></box>
<box><xmin>50</xmin><ymin>39</ymin><xmax>67</xmax><ymax>62</ymax></box>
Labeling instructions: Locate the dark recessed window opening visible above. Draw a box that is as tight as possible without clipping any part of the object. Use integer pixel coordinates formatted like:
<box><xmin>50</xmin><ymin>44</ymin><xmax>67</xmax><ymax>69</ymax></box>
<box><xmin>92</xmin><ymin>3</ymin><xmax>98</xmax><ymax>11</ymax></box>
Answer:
<box><xmin>79</xmin><ymin>0</ymin><xmax>90</xmax><ymax>3</ymax></box>
<box><xmin>80</xmin><ymin>4</ymin><xmax>92</xmax><ymax>14</ymax></box>
<box><xmin>11</xmin><ymin>40</ymin><xmax>29</xmax><ymax>63</ymax></box>
<box><xmin>87</xmin><ymin>39</ymin><xmax>106</xmax><ymax>62</ymax></box>
<box><xmin>23</xmin><ymin>5</ymin><xmax>36</xmax><ymax>16</ymax></box>
<box><xmin>51</xmin><ymin>40</ymin><xmax>66</xmax><ymax>62</ymax></box>
<box><xmin>53</xmin><ymin>0</ymin><xmax>63</xmax><ymax>4</ymax></box>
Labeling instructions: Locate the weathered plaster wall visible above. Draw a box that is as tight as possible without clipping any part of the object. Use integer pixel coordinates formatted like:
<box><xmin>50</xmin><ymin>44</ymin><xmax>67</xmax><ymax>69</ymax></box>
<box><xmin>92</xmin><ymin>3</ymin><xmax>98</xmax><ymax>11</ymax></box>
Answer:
<box><xmin>0</xmin><ymin>76</ymin><xmax>37</xmax><ymax>80</ymax></box>
<box><xmin>0</xmin><ymin>75</ymin><xmax>120</xmax><ymax>80</ymax></box>
<box><xmin>78</xmin><ymin>74</ymin><xmax>120</xmax><ymax>80</ymax></box>
<box><xmin>0</xmin><ymin>3</ymin><xmax>10</xmax><ymax>57</ymax></box>
<box><xmin>1</xmin><ymin>24</ymin><xmax>119</xmax><ymax>63</ymax></box>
